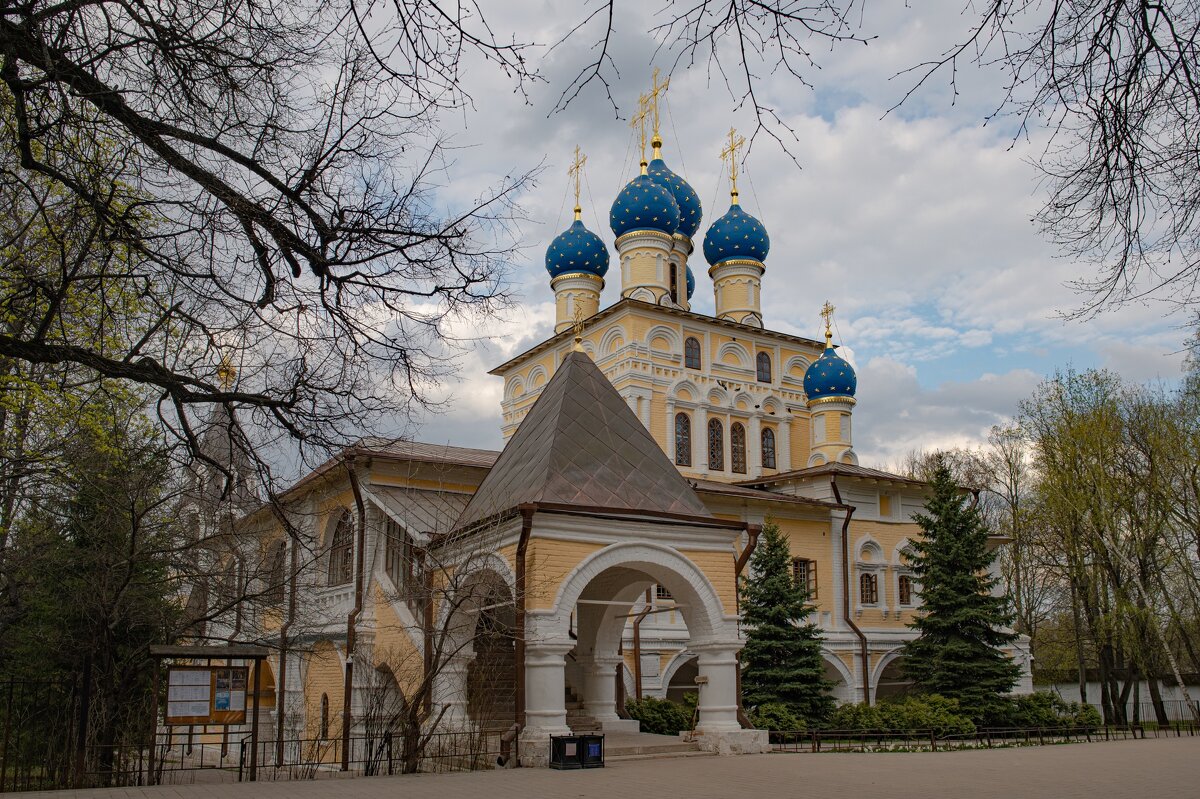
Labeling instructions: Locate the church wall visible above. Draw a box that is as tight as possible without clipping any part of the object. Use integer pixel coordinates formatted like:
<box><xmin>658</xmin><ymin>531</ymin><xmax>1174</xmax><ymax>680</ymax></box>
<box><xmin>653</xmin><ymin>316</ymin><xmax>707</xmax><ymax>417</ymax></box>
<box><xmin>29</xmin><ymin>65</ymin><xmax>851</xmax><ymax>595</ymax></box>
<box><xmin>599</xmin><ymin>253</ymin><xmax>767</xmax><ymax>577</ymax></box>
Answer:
<box><xmin>369</xmin><ymin>586</ymin><xmax>424</xmax><ymax>696</ymax></box>
<box><xmin>677</xmin><ymin>548</ymin><xmax>737</xmax><ymax>615</ymax></box>
<box><xmin>303</xmin><ymin>640</ymin><xmax>345</xmax><ymax>747</ymax></box>
<box><xmin>525</xmin><ymin>538</ymin><xmax>605</xmax><ymax>610</ymax></box>
<box><xmin>774</xmin><ymin>517</ymin><xmax>837</xmax><ymax>618</ymax></box>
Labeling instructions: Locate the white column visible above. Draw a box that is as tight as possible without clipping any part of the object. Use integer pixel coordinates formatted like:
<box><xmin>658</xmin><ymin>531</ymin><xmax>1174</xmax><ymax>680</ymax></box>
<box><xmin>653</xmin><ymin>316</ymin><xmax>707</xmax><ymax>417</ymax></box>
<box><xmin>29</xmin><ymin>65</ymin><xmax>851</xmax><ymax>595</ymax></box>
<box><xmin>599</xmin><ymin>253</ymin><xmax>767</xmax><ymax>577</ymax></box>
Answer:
<box><xmin>581</xmin><ymin>654</ymin><xmax>623</xmax><ymax>722</ymax></box>
<box><xmin>432</xmin><ymin>657</ymin><xmax>470</xmax><ymax>728</ymax></box>
<box><xmin>779</xmin><ymin>417</ymin><xmax>792</xmax><ymax>471</ymax></box>
<box><xmin>523</xmin><ymin>640</ymin><xmax>573</xmax><ymax>736</ymax></box>
<box><xmin>691</xmin><ymin>642</ymin><xmax>742</xmax><ymax>733</ymax></box>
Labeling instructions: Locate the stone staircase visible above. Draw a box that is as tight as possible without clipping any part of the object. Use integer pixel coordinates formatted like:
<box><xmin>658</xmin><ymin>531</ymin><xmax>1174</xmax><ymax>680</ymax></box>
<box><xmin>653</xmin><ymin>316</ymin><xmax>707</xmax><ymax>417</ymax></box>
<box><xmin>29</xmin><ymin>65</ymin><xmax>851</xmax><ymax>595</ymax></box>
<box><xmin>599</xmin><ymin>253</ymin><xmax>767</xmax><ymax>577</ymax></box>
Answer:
<box><xmin>604</xmin><ymin>732</ymin><xmax>709</xmax><ymax>761</ymax></box>
<box><xmin>565</xmin><ymin>687</ymin><xmax>601</xmax><ymax>732</ymax></box>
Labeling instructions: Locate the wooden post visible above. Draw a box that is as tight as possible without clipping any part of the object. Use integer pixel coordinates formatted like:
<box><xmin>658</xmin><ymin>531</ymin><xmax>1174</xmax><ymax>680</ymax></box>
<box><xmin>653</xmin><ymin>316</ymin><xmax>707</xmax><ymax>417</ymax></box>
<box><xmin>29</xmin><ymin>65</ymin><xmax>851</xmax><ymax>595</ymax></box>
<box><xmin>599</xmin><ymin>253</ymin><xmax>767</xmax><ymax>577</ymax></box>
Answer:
<box><xmin>249</xmin><ymin>659</ymin><xmax>262</xmax><ymax>782</ymax></box>
<box><xmin>148</xmin><ymin>662</ymin><xmax>160</xmax><ymax>785</ymax></box>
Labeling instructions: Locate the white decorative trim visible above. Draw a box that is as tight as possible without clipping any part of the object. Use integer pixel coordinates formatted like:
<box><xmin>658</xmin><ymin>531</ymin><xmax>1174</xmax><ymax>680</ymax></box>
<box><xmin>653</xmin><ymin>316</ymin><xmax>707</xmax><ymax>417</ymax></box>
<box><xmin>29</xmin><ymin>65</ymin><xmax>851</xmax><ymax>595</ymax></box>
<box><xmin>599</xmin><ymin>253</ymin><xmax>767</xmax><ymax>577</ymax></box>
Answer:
<box><xmin>716</xmin><ymin>341</ymin><xmax>752</xmax><ymax>370</ymax></box>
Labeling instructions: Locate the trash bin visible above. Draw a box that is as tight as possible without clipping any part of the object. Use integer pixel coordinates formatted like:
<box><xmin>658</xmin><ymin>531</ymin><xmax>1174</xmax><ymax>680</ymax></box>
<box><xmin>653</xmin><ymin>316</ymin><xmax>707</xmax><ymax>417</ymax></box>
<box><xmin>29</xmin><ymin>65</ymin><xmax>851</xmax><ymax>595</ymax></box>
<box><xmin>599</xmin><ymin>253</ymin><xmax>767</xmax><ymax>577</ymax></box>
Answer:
<box><xmin>579</xmin><ymin>734</ymin><xmax>605</xmax><ymax>768</ymax></box>
<box><xmin>549</xmin><ymin>735</ymin><xmax>583</xmax><ymax>769</ymax></box>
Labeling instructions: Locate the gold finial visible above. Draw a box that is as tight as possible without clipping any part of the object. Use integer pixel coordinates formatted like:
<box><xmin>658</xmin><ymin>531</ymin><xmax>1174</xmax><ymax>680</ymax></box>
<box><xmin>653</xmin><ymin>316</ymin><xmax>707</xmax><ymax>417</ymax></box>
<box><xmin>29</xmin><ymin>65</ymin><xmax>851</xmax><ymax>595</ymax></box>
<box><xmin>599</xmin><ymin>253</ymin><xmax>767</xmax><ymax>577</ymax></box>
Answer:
<box><xmin>572</xmin><ymin>304</ymin><xmax>586</xmax><ymax>352</ymax></box>
<box><xmin>631</xmin><ymin>93</ymin><xmax>651</xmax><ymax>171</ymax></box>
<box><xmin>820</xmin><ymin>301</ymin><xmax>836</xmax><ymax>348</ymax></box>
<box><xmin>719</xmin><ymin>127</ymin><xmax>746</xmax><ymax>204</ymax></box>
<box><xmin>216</xmin><ymin>354</ymin><xmax>237</xmax><ymax>389</ymax></box>
<box><xmin>568</xmin><ymin>145</ymin><xmax>587</xmax><ymax>221</ymax></box>
<box><xmin>648</xmin><ymin>67</ymin><xmax>670</xmax><ymax>156</ymax></box>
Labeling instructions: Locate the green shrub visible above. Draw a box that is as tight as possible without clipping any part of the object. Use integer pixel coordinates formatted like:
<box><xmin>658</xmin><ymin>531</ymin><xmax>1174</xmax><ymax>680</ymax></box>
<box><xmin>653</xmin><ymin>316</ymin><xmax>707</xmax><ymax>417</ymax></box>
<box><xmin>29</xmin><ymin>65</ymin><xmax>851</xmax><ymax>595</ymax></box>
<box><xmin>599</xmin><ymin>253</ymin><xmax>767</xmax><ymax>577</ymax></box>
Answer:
<box><xmin>625</xmin><ymin>697</ymin><xmax>692</xmax><ymax>735</ymax></box>
<box><xmin>828</xmin><ymin>695</ymin><xmax>974</xmax><ymax>736</ymax></box>
<box><xmin>984</xmin><ymin>692</ymin><xmax>1103</xmax><ymax>730</ymax></box>
<box><xmin>750</xmin><ymin>702</ymin><xmax>806</xmax><ymax>732</ymax></box>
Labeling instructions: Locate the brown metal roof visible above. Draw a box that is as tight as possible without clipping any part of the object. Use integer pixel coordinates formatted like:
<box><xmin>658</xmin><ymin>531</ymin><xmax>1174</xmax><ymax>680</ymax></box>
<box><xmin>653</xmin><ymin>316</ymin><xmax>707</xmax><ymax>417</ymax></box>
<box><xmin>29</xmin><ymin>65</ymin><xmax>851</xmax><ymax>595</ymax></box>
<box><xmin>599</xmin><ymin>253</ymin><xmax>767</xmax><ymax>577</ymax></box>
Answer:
<box><xmin>455</xmin><ymin>350</ymin><xmax>713</xmax><ymax>528</ymax></box>
<box><xmin>366</xmin><ymin>484</ymin><xmax>473</xmax><ymax>535</ymax></box>
<box><xmin>355</xmin><ymin>438</ymin><xmax>499</xmax><ymax>469</ymax></box>
<box><xmin>691</xmin><ymin>478</ymin><xmax>842</xmax><ymax>509</ymax></box>
<box><xmin>737</xmin><ymin>462</ymin><xmax>928</xmax><ymax>488</ymax></box>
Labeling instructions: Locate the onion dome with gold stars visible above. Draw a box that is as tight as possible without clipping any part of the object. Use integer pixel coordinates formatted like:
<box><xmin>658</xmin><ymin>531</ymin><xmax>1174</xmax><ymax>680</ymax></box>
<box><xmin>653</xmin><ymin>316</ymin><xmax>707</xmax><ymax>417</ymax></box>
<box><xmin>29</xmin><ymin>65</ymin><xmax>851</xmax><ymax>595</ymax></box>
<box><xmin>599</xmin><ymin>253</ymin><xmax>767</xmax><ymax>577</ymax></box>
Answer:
<box><xmin>610</xmin><ymin>170</ymin><xmax>681</xmax><ymax>238</ymax></box>
<box><xmin>702</xmin><ymin>202</ymin><xmax>770</xmax><ymax>267</ymax></box>
<box><xmin>804</xmin><ymin>315</ymin><xmax>857</xmax><ymax>399</ymax></box>
<box><xmin>647</xmin><ymin>153</ymin><xmax>702</xmax><ymax>238</ymax></box>
<box><xmin>686</xmin><ymin>265</ymin><xmax>695</xmax><ymax>299</ymax></box>
<box><xmin>546</xmin><ymin>217</ymin><xmax>610</xmax><ymax>279</ymax></box>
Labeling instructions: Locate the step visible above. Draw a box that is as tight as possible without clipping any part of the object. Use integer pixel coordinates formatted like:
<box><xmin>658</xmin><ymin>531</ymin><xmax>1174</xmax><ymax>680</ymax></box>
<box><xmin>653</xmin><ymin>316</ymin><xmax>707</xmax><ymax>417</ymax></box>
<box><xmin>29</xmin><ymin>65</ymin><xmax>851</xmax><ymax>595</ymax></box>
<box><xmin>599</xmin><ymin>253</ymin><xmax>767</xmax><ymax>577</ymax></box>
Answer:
<box><xmin>606</xmin><ymin>750</ymin><xmax>716</xmax><ymax>763</ymax></box>
<box><xmin>606</xmin><ymin>740</ymin><xmax>702</xmax><ymax>757</ymax></box>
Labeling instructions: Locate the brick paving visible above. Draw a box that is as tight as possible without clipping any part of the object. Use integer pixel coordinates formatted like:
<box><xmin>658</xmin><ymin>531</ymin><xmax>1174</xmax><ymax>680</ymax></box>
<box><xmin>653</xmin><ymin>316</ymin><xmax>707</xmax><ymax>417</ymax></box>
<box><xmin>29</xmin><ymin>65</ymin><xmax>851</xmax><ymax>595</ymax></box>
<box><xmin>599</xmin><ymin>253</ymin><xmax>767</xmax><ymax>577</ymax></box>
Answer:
<box><xmin>9</xmin><ymin>737</ymin><xmax>1198</xmax><ymax>799</ymax></box>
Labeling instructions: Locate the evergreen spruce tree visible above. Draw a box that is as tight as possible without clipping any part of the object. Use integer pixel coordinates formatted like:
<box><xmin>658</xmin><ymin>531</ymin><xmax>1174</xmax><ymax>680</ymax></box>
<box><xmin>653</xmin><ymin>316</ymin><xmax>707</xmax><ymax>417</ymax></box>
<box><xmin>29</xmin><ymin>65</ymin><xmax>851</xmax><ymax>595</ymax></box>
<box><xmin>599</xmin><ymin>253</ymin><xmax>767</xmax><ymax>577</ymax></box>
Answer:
<box><xmin>740</xmin><ymin>519</ymin><xmax>834</xmax><ymax>723</ymax></box>
<box><xmin>901</xmin><ymin>456</ymin><xmax>1021</xmax><ymax>718</ymax></box>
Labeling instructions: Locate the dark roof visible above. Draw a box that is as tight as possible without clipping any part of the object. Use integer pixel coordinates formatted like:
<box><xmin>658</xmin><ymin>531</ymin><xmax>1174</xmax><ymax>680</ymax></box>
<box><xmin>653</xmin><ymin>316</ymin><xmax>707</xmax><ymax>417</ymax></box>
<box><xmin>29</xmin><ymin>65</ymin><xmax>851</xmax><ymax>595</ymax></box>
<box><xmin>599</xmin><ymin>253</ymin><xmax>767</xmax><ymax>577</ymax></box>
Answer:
<box><xmin>366</xmin><ymin>484</ymin><xmax>473</xmax><ymax>535</ymax></box>
<box><xmin>691</xmin><ymin>478</ymin><xmax>842</xmax><ymax>510</ymax></box>
<box><xmin>355</xmin><ymin>438</ymin><xmax>499</xmax><ymax>469</ymax></box>
<box><xmin>738</xmin><ymin>462</ymin><xmax>928</xmax><ymax>488</ymax></box>
<box><xmin>488</xmin><ymin>298</ymin><xmax>825</xmax><ymax>375</ymax></box>
<box><xmin>455</xmin><ymin>350</ymin><xmax>712</xmax><ymax>528</ymax></box>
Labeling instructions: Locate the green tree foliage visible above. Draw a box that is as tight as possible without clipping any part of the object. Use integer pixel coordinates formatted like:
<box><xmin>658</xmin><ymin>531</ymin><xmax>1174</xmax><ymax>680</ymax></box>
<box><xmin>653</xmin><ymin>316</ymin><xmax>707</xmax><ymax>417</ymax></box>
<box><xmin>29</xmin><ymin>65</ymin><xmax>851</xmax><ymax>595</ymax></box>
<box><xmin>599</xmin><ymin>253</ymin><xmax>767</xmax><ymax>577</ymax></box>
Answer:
<box><xmin>901</xmin><ymin>457</ymin><xmax>1020</xmax><ymax>718</ymax></box>
<box><xmin>740</xmin><ymin>519</ymin><xmax>834</xmax><ymax>723</ymax></box>
<box><xmin>0</xmin><ymin>386</ymin><xmax>181</xmax><ymax>771</ymax></box>
<box><xmin>624</xmin><ymin>697</ymin><xmax>693</xmax><ymax>735</ymax></box>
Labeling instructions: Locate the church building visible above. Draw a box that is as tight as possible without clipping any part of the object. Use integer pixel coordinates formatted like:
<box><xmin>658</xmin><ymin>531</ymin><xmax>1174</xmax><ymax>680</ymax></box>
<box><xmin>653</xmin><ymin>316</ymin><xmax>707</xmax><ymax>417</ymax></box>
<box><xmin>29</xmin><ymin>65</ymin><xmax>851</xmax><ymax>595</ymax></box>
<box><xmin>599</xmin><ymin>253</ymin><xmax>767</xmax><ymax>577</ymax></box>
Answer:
<box><xmin>208</xmin><ymin>83</ymin><xmax>1034</xmax><ymax>768</ymax></box>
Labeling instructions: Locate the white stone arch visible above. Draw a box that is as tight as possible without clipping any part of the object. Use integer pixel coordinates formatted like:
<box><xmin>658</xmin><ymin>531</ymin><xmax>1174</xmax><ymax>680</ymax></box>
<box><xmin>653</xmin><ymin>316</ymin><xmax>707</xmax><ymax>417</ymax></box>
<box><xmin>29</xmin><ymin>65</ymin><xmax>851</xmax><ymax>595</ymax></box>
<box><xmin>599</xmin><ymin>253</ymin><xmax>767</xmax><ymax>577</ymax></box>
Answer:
<box><xmin>856</xmin><ymin>536</ymin><xmax>884</xmax><ymax>564</ymax></box>
<box><xmin>716</xmin><ymin>341</ymin><xmax>752</xmax><ymax>369</ymax></box>
<box><xmin>707</xmin><ymin>386</ymin><xmax>730</xmax><ymax>407</ymax></box>
<box><xmin>629</xmin><ymin>286</ymin><xmax>656</xmax><ymax>303</ymax></box>
<box><xmin>732</xmin><ymin>391</ymin><xmax>755</xmax><ymax>411</ymax></box>
<box><xmin>599</xmin><ymin>326</ymin><xmax>626</xmax><ymax>356</ymax></box>
<box><xmin>645</xmin><ymin>324</ymin><xmax>682</xmax><ymax>353</ymax></box>
<box><xmin>528</xmin><ymin>541</ymin><xmax>736</xmax><ymax>647</ymax></box>
<box><xmin>782</xmin><ymin>355</ymin><xmax>812</xmax><ymax>383</ymax></box>
<box><xmin>807</xmin><ymin>452</ymin><xmax>829</xmax><ymax>467</ymax></box>
<box><xmin>760</xmin><ymin>395</ymin><xmax>783</xmax><ymax>415</ymax></box>
<box><xmin>871</xmin><ymin>647</ymin><xmax>914</xmax><ymax>701</ymax></box>
<box><xmin>526</xmin><ymin>365</ymin><xmax>549</xmax><ymax>389</ymax></box>
<box><xmin>504</xmin><ymin>375</ymin><xmax>525</xmax><ymax>400</ymax></box>
<box><xmin>892</xmin><ymin>538</ymin><xmax>915</xmax><ymax>565</ymax></box>
<box><xmin>670</xmin><ymin>378</ymin><xmax>702</xmax><ymax>404</ymax></box>
<box><xmin>661</xmin><ymin>650</ymin><xmax>698</xmax><ymax>690</ymax></box>
<box><xmin>821</xmin><ymin>652</ymin><xmax>856</xmax><ymax>702</ymax></box>
<box><xmin>837</xmin><ymin>447</ymin><xmax>859</xmax><ymax>465</ymax></box>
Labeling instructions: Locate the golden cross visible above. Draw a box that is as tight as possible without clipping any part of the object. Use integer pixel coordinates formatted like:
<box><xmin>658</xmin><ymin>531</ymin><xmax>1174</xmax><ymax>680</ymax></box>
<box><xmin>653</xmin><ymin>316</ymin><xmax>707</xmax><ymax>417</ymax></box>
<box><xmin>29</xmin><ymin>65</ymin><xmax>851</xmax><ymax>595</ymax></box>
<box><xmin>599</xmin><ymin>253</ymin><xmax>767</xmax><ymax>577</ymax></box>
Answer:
<box><xmin>572</xmin><ymin>304</ymin><xmax>586</xmax><ymax>351</ymax></box>
<box><xmin>648</xmin><ymin>67</ymin><xmax>670</xmax><ymax>143</ymax></box>
<box><xmin>719</xmin><ymin>127</ymin><xmax>746</xmax><ymax>201</ymax></box>
<box><xmin>820</xmin><ymin>301</ymin><xmax>836</xmax><ymax>345</ymax></box>
<box><xmin>568</xmin><ymin>145</ymin><xmax>587</xmax><ymax>219</ymax></box>
<box><xmin>630</xmin><ymin>93</ymin><xmax>651</xmax><ymax>165</ymax></box>
<box><xmin>216</xmin><ymin>354</ymin><xmax>237</xmax><ymax>390</ymax></box>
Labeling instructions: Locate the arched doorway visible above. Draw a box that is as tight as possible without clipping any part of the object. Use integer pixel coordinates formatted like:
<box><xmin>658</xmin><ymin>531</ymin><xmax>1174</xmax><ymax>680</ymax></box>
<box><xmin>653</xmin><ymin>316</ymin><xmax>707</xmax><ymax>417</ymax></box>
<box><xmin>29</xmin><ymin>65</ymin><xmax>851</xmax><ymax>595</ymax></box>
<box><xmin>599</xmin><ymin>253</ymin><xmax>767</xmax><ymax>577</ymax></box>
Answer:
<box><xmin>465</xmin><ymin>577</ymin><xmax>516</xmax><ymax>728</ymax></box>
<box><xmin>664</xmin><ymin>654</ymin><xmax>698</xmax><ymax>703</ymax></box>
<box><xmin>874</xmin><ymin>652</ymin><xmax>914</xmax><ymax>701</ymax></box>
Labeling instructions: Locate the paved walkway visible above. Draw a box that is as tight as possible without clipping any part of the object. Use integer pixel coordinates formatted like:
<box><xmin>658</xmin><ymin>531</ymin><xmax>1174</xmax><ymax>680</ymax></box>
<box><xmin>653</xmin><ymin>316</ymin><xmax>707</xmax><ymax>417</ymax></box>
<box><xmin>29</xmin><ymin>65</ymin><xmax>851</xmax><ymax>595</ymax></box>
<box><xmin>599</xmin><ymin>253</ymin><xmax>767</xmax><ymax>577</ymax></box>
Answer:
<box><xmin>10</xmin><ymin>737</ymin><xmax>1198</xmax><ymax>799</ymax></box>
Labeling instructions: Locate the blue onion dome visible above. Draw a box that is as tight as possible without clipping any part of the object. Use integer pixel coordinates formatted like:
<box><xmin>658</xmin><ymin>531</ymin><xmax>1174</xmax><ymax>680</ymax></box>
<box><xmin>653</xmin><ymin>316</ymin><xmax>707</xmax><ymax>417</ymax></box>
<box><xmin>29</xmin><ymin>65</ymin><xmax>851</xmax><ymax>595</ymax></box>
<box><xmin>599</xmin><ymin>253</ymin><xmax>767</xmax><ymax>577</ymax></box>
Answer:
<box><xmin>702</xmin><ymin>200</ymin><xmax>770</xmax><ymax>266</ymax></box>
<box><xmin>609</xmin><ymin>167</ymin><xmax>681</xmax><ymax>238</ymax></box>
<box><xmin>804</xmin><ymin>344</ymin><xmax>857</xmax><ymax>399</ymax></box>
<box><xmin>647</xmin><ymin>153</ymin><xmax>702</xmax><ymax>238</ymax></box>
<box><xmin>686</xmin><ymin>265</ymin><xmax>695</xmax><ymax>299</ymax></box>
<box><xmin>545</xmin><ymin>214</ymin><xmax>610</xmax><ymax>279</ymax></box>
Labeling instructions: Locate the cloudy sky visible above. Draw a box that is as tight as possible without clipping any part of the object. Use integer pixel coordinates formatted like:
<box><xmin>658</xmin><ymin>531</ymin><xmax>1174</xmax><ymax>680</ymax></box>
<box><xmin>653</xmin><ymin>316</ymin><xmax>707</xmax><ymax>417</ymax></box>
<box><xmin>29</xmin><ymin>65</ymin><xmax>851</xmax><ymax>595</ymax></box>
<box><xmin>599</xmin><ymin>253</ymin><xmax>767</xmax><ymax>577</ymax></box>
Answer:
<box><xmin>385</xmin><ymin>1</ymin><xmax>1192</xmax><ymax>467</ymax></box>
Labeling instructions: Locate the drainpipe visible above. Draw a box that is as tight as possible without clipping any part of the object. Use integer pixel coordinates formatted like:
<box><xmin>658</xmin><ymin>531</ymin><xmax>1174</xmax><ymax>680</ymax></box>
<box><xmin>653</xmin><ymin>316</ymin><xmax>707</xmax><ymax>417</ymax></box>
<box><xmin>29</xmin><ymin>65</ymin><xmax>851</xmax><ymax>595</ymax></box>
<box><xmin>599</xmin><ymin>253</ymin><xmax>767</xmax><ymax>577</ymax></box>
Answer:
<box><xmin>515</xmin><ymin>504</ymin><xmax>535</xmax><ymax>730</ymax></box>
<box><xmin>831</xmin><ymin>476</ymin><xmax>871</xmax><ymax>705</ymax></box>
<box><xmin>342</xmin><ymin>456</ymin><xmax>367</xmax><ymax>770</ymax></box>
<box><xmin>734</xmin><ymin>524</ymin><xmax>762</xmax><ymax>728</ymax></box>
<box><xmin>275</xmin><ymin>518</ymin><xmax>298</xmax><ymax>766</ymax></box>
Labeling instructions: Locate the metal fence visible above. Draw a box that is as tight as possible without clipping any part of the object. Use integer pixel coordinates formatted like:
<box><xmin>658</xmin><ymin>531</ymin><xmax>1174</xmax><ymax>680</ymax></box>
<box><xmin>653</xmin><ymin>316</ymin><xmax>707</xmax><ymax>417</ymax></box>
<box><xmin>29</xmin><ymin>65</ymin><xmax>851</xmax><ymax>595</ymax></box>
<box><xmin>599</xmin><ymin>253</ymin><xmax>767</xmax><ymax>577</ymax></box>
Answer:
<box><xmin>81</xmin><ymin>729</ymin><xmax>505</xmax><ymax>786</ymax></box>
<box><xmin>770</xmin><ymin>722</ymin><xmax>1198</xmax><ymax>753</ymax></box>
<box><xmin>1089</xmin><ymin>699</ymin><xmax>1200</xmax><ymax>723</ymax></box>
<box><xmin>0</xmin><ymin>679</ymin><xmax>79</xmax><ymax>793</ymax></box>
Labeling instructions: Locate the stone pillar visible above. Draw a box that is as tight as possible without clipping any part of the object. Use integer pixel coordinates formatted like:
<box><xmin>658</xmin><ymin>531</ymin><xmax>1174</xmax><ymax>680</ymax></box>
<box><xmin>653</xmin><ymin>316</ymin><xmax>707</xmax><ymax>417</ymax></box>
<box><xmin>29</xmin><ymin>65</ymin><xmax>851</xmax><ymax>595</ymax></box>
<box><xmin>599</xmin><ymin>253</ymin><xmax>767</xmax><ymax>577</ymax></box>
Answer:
<box><xmin>519</xmin><ymin>640</ymin><xmax>574</xmax><ymax>766</ymax></box>
<box><xmin>582</xmin><ymin>655</ymin><xmax>639</xmax><ymax>732</ymax></box>
<box><xmin>431</xmin><ymin>656</ymin><xmax>470</xmax><ymax>729</ymax></box>
<box><xmin>690</xmin><ymin>641</ymin><xmax>768</xmax><ymax>756</ymax></box>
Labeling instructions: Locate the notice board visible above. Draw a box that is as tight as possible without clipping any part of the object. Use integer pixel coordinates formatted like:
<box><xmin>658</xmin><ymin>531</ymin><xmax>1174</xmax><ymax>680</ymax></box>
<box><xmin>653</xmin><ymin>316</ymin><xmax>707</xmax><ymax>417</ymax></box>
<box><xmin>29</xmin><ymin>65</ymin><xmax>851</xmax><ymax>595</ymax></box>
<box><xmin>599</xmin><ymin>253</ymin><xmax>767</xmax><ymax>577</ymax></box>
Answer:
<box><xmin>165</xmin><ymin>665</ymin><xmax>249</xmax><ymax>725</ymax></box>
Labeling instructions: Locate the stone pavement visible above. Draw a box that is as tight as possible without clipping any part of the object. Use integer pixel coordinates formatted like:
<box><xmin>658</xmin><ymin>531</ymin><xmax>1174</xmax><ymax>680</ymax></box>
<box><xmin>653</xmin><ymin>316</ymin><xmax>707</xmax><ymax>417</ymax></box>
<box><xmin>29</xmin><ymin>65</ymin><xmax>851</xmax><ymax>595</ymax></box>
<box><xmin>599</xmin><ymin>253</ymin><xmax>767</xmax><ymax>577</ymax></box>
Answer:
<box><xmin>10</xmin><ymin>737</ymin><xmax>1198</xmax><ymax>799</ymax></box>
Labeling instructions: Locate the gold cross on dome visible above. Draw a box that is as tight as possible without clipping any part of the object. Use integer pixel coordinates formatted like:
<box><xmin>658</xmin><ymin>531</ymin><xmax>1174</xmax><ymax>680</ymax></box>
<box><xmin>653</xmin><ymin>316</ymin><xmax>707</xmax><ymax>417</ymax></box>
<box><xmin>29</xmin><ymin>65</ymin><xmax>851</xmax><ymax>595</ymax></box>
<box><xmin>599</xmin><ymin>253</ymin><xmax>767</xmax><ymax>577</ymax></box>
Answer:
<box><xmin>568</xmin><ymin>145</ymin><xmax>587</xmax><ymax>219</ymax></box>
<box><xmin>648</xmin><ymin>67</ymin><xmax>670</xmax><ymax>141</ymax></box>
<box><xmin>720</xmin><ymin>127</ymin><xmax>746</xmax><ymax>201</ymax></box>
<box><xmin>820</xmin><ymin>300</ymin><xmax>836</xmax><ymax>345</ymax></box>
<box><xmin>572</xmin><ymin>304</ymin><xmax>586</xmax><ymax>351</ymax></box>
<box><xmin>216</xmin><ymin>353</ymin><xmax>237</xmax><ymax>390</ymax></box>
<box><xmin>631</xmin><ymin>94</ymin><xmax>651</xmax><ymax>166</ymax></box>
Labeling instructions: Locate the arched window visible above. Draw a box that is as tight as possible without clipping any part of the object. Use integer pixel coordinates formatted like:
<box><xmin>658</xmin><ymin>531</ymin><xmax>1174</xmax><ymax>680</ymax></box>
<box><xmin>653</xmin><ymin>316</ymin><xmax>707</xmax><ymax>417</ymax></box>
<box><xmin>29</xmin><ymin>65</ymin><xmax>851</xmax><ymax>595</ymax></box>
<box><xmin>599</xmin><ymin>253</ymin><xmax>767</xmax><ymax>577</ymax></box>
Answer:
<box><xmin>898</xmin><ymin>575</ymin><xmax>913</xmax><ymax>605</ymax></box>
<box><xmin>267</xmin><ymin>540</ymin><xmax>287</xmax><ymax>605</ymax></box>
<box><xmin>684</xmin><ymin>337</ymin><xmax>701</xmax><ymax>370</ymax></box>
<box><xmin>319</xmin><ymin>693</ymin><xmax>330</xmax><ymax>738</ymax></box>
<box><xmin>707</xmin><ymin>418</ymin><xmax>724</xmax><ymax>471</ymax></box>
<box><xmin>669</xmin><ymin>265</ymin><xmax>679</xmax><ymax>303</ymax></box>
<box><xmin>761</xmin><ymin>427</ymin><xmax>777</xmax><ymax>470</ymax></box>
<box><xmin>730</xmin><ymin>422</ymin><xmax>747</xmax><ymax>474</ymax></box>
<box><xmin>674</xmin><ymin>412</ymin><xmax>692</xmax><ymax>466</ymax></box>
<box><xmin>859</xmin><ymin>573</ymin><xmax>878</xmax><ymax>605</ymax></box>
<box><xmin>327</xmin><ymin>510</ymin><xmax>354</xmax><ymax>586</ymax></box>
<box><xmin>756</xmin><ymin>351</ymin><xmax>772</xmax><ymax>383</ymax></box>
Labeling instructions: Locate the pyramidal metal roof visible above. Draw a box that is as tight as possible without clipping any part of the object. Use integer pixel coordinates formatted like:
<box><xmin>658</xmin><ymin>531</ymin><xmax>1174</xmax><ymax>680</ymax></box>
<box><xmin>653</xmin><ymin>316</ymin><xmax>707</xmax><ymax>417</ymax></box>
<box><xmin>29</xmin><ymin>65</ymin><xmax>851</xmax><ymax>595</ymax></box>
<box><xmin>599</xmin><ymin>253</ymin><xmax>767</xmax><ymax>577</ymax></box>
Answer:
<box><xmin>455</xmin><ymin>350</ymin><xmax>712</xmax><ymax>528</ymax></box>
